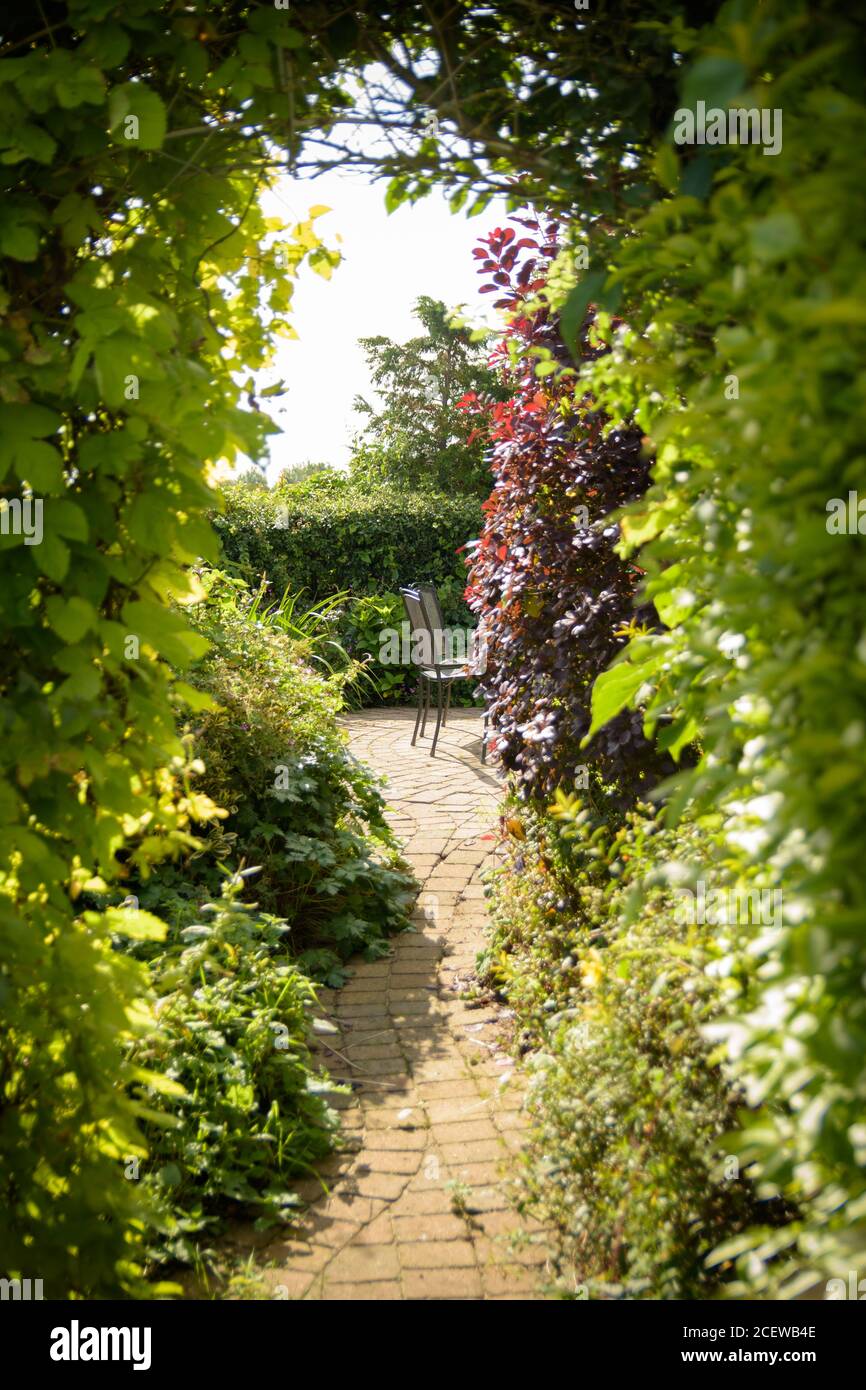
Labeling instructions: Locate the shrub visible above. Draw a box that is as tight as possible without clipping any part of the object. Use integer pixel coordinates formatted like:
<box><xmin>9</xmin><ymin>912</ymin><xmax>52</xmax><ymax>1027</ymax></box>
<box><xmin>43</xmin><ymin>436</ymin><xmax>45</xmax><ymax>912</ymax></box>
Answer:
<box><xmin>482</xmin><ymin>796</ymin><xmax>760</xmax><ymax>1299</ymax></box>
<box><xmin>214</xmin><ymin>475</ymin><xmax>482</xmax><ymax>621</ymax></box>
<box><xmin>116</xmin><ymin>571</ymin><xmax>417</xmax><ymax>1265</ymax></box>
<box><xmin>341</xmin><ymin>590</ymin><xmax>410</xmax><ymax>705</ymax></box>
<box><xmin>129</xmin><ymin>883</ymin><xmax>340</xmax><ymax>1258</ymax></box>
<box><xmin>168</xmin><ymin>570</ymin><xmax>416</xmax><ymax>985</ymax></box>
<box><xmin>0</xmin><ymin>0</ymin><xmax>346</xmax><ymax>1297</ymax></box>
<box><xmin>463</xmin><ymin>216</ymin><xmax>671</xmax><ymax>801</ymax></box>
<box><xmin>559</xmin><ymin>1</ymin><xmax>866</xmax><ymax>1293</ymax></box>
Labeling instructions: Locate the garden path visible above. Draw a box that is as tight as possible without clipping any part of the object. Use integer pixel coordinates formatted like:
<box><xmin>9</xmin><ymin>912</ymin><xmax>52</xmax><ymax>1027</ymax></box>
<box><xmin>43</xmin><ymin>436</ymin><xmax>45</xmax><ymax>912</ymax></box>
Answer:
<box><xmin>257</xmin><ymin>707</ymin><xmax>553</xmax><ymax>1300</ymax></box>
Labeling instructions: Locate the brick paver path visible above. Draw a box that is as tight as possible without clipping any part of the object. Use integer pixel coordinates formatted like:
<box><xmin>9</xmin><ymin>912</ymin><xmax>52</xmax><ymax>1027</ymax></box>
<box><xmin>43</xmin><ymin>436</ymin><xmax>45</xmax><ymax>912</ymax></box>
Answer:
<box><xmin>259</xmin><ymin>708</ymin><xmax>551</xmax><ymax>1300</ymax></box>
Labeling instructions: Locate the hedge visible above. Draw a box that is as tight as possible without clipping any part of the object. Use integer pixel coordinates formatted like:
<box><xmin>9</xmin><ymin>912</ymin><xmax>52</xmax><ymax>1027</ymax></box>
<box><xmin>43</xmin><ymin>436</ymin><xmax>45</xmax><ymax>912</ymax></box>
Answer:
<box><xmin>214</xmin><ymin>476</ymin><xmax>483</xmax><ymax>624</ymax></box>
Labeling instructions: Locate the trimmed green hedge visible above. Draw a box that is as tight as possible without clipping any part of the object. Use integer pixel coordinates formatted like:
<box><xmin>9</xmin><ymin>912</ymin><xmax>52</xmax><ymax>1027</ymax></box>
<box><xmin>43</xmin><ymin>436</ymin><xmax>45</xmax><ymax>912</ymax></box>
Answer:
<box><xmin>214</xmin><ymin>476</ymin><xmax>482</xmax><ymax>624</ymax></box>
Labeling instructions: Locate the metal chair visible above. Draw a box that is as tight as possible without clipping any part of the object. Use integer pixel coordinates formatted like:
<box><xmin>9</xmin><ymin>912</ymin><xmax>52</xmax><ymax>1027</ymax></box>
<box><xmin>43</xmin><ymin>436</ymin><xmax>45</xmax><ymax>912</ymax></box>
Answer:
<box><xmin>400</xmin><ymin>585</ymin><xmax>489</xmax><ymax>761</ymax></box>
<box><xmin>417</xmin><ymin>583</ymin><xmax>490</xmax><ymax>762</ymax></box>
<box><xmin>400</xmin><ymin>586</ymin><xmax>469</xmax><ymax>757</ymax></box>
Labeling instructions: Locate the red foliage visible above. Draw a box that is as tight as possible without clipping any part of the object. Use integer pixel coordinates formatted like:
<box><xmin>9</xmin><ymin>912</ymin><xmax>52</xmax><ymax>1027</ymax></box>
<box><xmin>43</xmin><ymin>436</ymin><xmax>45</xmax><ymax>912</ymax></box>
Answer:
<box><xmin>463</xmin><ymin>213</ymin><xmax>670</xmax><ymax>798</ymax></box>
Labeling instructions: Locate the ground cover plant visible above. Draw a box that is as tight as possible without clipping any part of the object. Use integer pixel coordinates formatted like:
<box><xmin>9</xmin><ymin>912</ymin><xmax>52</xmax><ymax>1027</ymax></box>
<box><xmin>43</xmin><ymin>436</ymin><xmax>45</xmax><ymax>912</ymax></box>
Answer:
<box><xmin>128</xmin><ymin>882</ymin><xmax>342</xmax><ymax>1264</ymax></box>
<box><xmin>482</xmin><ymin>793</ymin><xmax>766</xmax><ymax>1298</ymax></box>
<box><xmin>173</xmin><ymin>568</ymin><xmax>415</xmax><ymax>983</ymax></box>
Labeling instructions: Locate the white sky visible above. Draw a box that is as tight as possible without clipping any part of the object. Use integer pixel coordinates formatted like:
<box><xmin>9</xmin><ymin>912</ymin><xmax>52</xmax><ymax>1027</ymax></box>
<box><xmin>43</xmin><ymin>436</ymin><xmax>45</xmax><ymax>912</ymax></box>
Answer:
<box><xmin>254</xmin><ymin>170</ymin><xmax>511</xmax><ymax>480</ymax></box>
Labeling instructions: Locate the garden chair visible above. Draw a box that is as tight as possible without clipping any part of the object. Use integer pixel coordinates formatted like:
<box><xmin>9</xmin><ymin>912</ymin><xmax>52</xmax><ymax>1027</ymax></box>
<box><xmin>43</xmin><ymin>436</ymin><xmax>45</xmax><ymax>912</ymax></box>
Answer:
<box><xmin>416</xmin><ymin>583</ymin><xmax>491</xmax><ymax>761</ymax></box>
<box><xmin>400</xmin><ymin>585</ymin><xmax>489</xmax><ymax>760</ymax></box>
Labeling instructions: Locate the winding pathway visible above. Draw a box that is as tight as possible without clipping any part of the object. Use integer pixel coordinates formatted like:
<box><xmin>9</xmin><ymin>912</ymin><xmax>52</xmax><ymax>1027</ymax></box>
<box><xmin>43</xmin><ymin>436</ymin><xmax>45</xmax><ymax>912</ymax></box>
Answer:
<box><xmin>260</xmin><ymin>708</ymin><xmax>552</xmax><ymax>1300</ymax></box>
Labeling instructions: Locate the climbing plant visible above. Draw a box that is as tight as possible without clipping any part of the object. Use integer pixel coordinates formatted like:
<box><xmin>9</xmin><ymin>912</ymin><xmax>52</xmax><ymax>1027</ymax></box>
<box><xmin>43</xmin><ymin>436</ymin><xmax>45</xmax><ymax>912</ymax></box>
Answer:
<box><xmin>0</xmin><ymin>0</ymin><xmax>340</xmax><ymax>1295</ymax></box>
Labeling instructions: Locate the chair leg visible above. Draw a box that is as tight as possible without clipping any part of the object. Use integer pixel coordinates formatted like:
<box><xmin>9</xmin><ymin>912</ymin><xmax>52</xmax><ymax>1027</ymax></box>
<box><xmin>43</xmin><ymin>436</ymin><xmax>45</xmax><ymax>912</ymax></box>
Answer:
<box><xmin>430</xmin><ymin>680</ymin><xmax>444</xmax><ymax>756</ymax></box>
<box><xmin>420</xmin><ymin>678</ymin><xmax>430</xmax><ymax>738</ymax></box>
<box><xmin>443</xmin><ymin>682</ymin><xmax>452</xmax><ymax>727</ymax></box>
<box><xmin>411</xmin><ymin>676</ymin><xmax>424</xmax><ymax>746</ymax></box>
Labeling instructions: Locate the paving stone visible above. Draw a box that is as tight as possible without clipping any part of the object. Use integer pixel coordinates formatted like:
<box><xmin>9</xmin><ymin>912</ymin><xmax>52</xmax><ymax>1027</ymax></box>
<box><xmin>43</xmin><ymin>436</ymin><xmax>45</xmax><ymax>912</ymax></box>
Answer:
<box><xmin>433</xmin><ymin>1119</ymin><xmax>500</xmax><ymax>1144</ymax></box>
<box><xmin>392</xmin><ymin>1187</ymin><xmax>455</xmax><ymax>1216</ymax></box>
<box><xmin>439</xmin><ymin>1139</ymin><xmax>505</xmax><ymax>1165</ymax></box>
<box><xmin>402</xmin><ymin>1267</ymin><xmax>483</xmax><ymax>1300</ymax></box>
<box><xmin>261</xmin><ymin>1270</ymin><xmax>316</xmax><ymax>1299</ymax></box>
<box><xmin>480</xmin><ymin>1263</ymin><xmax>543</xmax><ymax>1296</ymax></box>
<box><xmin>365</xmin><ymin>1128</ymin><xmax>428</xmax><ymax>1152</ymax></box>
<box><xmin>326</xmin><ymin>1243</ymin><xmax>400</xmax><ymax>1282</ymax></box>
<box><xmin>425</xmin><ymin>1098</ymin><xmax>491</xmax><ymax>1124</ymax></box>
<box><xmin>352</xmin><ymin>1212</ymin><xmax>394</xmax><ymax>1245</ymax></box>
<box><xmin>302</xmin><ymin>1217</ymin><xmax>362</xmax><ymax>1248</ymax></box>
<box><xmin>350</xmin><ymin>1172</ymin><xmax>410</xmax><ymax>1200</ymax></box>
<box><xmin>416</xmin><ymin>1080</ymin><xmax>482</xmax><ymax>1101</ymax></box>
<box><xmin>399</xmin><ymin>1239</ymin><xmax>477</xmax><ymax>1269</ymax></box>
<box><xmin>361</xmin><ymin>1150</ymin><xmax>421</xmax><ymax>1175</ymax></box>
<box><xmin>321</xmin><ymin>1281</ymin><xmax>403</xmax><ymax>1301</ymax></box>
<box><xmin>391</xmin><ymin>1213</ymin><xmax>468</xmax><ymax>1242</ymax></box>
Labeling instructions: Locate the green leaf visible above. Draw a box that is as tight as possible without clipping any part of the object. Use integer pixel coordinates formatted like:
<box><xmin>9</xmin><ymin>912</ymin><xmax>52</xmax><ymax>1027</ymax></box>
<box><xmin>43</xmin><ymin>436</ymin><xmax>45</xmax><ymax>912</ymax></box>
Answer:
<box><xmin>109</xmin><ymin>83</ymin><xmax>167</xmax><ymax>150</ymax></box>
<box><xmin>274</xmin><ymin>27</ymin><xmax>306</xmax><ymax>49</ymax></box>
<box><xmin>93</xmin><ymin>342</ymin><xmax>130</xmax><ymax>408</ymax></box>
<box><xmin>657</xmin><ymin>715</ymin><xmax>700</xmax><ymax>761</ymax></box>
<box><xmin>654</xmin><ymin>586</ymin><xmax>697</xmax><ymax>628</ymax></box>
<box><xmin>749</xmin><ymin>212</ymin><xmax>803</xmax><ymax>263</ymax></box>
<box><xmin>56</xmin><ymin>67</ymin><xmax>105</xmax><ymax>109</ymax></box>
<box><xmin>53</xmin><ymin>500</ymin><xmax>89</xmax><ymax>541</ymax></box>
<box><xmin>584</xmin><ymin>659</ymin><xmax>657</xmax><ymax>743</ymax></box>
<box><xmin>0</xmin><ymin>221</ymin><xmax>38</xmax><ymax>261</ymax></box>
<box><xmin>32</xmin><ymin>532</ymin><xmax>70</xmax><ymax>583</ymax></box>
<box><xmin>15</xmin><ymin>440</ymin><xmax>64</xmax><ymax>492</ymax></box>
<box><xmin>45</xmin><ymin>596</ymin><xmax>97</xmax><ymax>643</ymax></box>
<box><xmin>3</xmin><ymin>124</ymin><xmax>57</xmax><ymax>164</ymax></box>
<box><xmin>103</xmin><ymin>907</ymin><xmax>168</xmax><ymax>941</ymax></box>
<box><xmin>560</xmin><ymin>271</ymin><xmax>606</xmax><ymax>355</ymax></box>
<box><xmin>680</xmin><ymin>56</ymin><xmax>746</xmax><ymax>112</ymax></box>
<box><xmin>121</xmin><ymin>599</ymin><xmax>210</xmax><ymax>668</ymax></box>
<box><xmin>172</xmin><ymin>682</ymin><xmax>216</xmax><ymax>712</ymax></box>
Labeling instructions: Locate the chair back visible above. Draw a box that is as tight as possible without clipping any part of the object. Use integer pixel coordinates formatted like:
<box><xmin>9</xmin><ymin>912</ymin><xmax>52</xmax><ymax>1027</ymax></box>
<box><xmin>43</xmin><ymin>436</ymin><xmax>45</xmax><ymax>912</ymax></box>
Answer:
<box><xmin>399</xmin><ymin>587</ymin><xmax>435</xmax><ymax>668</ymax></box>
<box><xmin>416</xmin><ymin>583</ymin><xmax>449</xmax><ymax>663</ymax></box>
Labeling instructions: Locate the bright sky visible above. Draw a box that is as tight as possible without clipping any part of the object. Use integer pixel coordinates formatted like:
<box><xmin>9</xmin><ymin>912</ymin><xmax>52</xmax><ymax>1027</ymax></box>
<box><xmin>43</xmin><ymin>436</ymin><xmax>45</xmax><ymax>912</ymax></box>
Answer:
<box><xmin>254</xmin><ymin>170</ymin><xmax>511</xmax><ymax>480</ymax></box>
